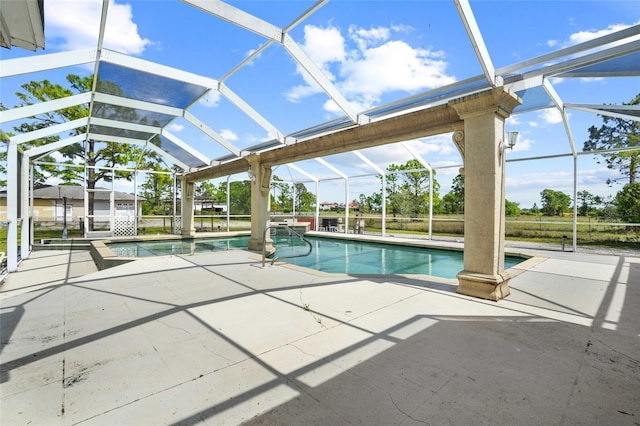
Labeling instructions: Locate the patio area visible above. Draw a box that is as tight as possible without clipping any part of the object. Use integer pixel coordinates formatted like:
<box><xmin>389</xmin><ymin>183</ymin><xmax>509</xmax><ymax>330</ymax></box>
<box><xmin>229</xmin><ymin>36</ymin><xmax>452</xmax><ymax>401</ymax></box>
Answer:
<box><xmin>1</xmin><ymin>242</ymin><xmax>639</xmax><ymax>425</ymax></box>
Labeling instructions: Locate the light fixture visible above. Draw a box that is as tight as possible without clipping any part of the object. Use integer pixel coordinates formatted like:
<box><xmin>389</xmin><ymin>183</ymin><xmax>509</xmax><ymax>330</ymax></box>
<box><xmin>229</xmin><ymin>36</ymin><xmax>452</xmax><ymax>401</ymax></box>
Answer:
<box><xmin>247</xmin><ymin>168</ymin><xmax>256</xmax><ymax>182</ymax></box>
<box><xmin>499</xmin><ymin>131</ymin><xmax>519</xmax><ymax>157</ymax></box>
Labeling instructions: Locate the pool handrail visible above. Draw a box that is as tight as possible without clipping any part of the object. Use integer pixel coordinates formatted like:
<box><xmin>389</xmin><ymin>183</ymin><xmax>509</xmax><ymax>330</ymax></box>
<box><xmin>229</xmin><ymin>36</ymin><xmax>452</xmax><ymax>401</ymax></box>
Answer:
<box><xmin>262</xmin><ymin>225</ymin><xmax>312</xmax><ymax>267</ymax></box>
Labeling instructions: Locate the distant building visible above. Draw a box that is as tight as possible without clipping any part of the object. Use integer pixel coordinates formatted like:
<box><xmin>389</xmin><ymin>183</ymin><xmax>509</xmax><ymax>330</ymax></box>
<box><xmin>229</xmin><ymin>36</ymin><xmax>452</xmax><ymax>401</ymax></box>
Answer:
<box><xmin>0</xmin><ymin>185</ymin><xmax>144</xmax><ymax>222</ymax></box>
<box><xmin>319</xmin><ymin>201</ymin><xmax>339</xmax><ymax>211</ymax></box>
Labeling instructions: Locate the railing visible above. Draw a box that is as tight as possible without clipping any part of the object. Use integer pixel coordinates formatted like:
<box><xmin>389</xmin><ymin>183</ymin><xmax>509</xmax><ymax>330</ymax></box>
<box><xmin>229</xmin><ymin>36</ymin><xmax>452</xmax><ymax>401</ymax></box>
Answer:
<box><xmin>262</xmin><ymin>225</ymin><xmax>312</xmax><ymax>266</ymax></box>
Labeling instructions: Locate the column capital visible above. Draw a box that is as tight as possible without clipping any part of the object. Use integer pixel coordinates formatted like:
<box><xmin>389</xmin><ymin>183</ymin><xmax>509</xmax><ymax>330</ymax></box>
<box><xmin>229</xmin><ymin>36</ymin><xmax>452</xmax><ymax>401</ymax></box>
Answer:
<box><xmin>449</xmin><ymin>87</ymin><xmax>522</xmax><ymax>120</ymax></box>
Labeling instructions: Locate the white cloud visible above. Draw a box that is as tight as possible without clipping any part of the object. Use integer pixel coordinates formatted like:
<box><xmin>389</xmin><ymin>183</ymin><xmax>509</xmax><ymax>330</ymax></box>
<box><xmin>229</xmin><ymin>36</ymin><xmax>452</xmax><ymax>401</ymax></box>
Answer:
<box><xmin>286</xmin><ymin>24</ymin><xmax>456</xmax><ymax>113</ymax></box>
<box><xmin>220</xmin><ymin>129</ymin><xmax>238</xmax><ymax>141</ymax></box>
<box><xmin>285</xmin><ymin>25</ymin><xmax>346</xmax><ymax>103</ymax></box>
<box><xmin>511</xmin><ymin>135</ymin><xmax>533</xmax><ymax>153</ymax></box>
<box><xmin>567</xmin><ymin>23</ymin><xmax>635</xmax><ymax>46</ymax></box>
<box><xmin>45</xmin><ymin>0</ymin><xmax>151</xmax><ymax>54</ymax></box>
<box><xmin>539</xmin><ymin>108</ymin><xmax>564</xmax><ymax>125</ymax></box>
<box><xmin>199</xmin><ymin>91</ymin><xmax>221</xmax><ymax>108</ymax></box>
<box><xmin>349</xmin><ymin>25</ymin><xmax>390</xmax><ymax>50</ymax></box>
<box><xmin>169</xmin><ymin>123</ymin><xmax>184</xmax><ymax>132</ymax></box>
<box><xmin>303</xmin><ymin>25</ymin><xmax>347</xmax><ymax>67</ymax></box>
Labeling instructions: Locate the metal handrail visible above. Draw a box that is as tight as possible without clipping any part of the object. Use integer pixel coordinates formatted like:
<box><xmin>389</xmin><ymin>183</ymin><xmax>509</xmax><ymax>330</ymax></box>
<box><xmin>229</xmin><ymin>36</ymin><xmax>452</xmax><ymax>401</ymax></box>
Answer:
<box><xmin>262</xmin><ymin>225</ymin><xmax>312</xmax><ymax>266</ymax></box>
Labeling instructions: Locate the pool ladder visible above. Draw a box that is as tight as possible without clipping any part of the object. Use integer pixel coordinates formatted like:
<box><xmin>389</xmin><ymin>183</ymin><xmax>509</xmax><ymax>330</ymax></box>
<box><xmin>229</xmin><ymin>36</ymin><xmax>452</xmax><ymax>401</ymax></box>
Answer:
<box><xmin>262</xmin><ymin>225</ymin><xmax>312</xmax><ymax>266</ymax></box>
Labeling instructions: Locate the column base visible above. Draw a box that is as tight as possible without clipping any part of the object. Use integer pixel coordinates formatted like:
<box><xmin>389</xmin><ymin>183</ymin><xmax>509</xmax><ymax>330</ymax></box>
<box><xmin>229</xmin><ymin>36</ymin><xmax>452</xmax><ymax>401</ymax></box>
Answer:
<box><xmin>248</xmin><ymin>237</ymin><xmax>274</xmax><ymax>255</ymax></box>
<box><xmin>456</xmin><ymin>271</ymin><xmax>511</xmax><ymax>301</ymax></box>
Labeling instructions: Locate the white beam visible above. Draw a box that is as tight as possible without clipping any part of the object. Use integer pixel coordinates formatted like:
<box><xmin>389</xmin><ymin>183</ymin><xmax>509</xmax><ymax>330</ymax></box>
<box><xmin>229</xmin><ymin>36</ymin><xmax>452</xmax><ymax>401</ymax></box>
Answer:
<box><xmin>282</xmin><ymin>33</ymin><xmax>365</xmax><ymax>124</ymax></box>
<box><xmin>454</xmin><ymin>0</ymin><xmax>499</xmax><ymax>87</ymax></box>
<box><xmin>144</xmin><ymin>142</ymin><xmax>192</xmax><ymax>171</ymax></box>
<box><xmin>523</xmin><ymin>39</ymin><xmax>640</xmax><ymax>80</ymax></box>
<box><xmin>218</xmin><ymin>83</ymin><xmax>286</xmax><ymax>143</ymax></box>
<box><xmin>0</xmin><ymin>49</ymin><xmax>97</xmax><ymax>78</ymax></box>
<box><xmin>184</xmin><ymin>0</ymin><xmax>362</xmax><ymax>124</ymax></box>
<box><xmin>220</xmin><ymin>0</ymin><xmax>328</xmax><ymax>82</ymax></box>
<box><xmin>543</xmin><ymin>80</ymin><xmax>577</xmax><ymax>156</ymax></box>
<box><xmin>182</xmin><ymin>0</ymin><xmax>282</xmax><ymax>41</ymax></box>
<box><xmin>497</xmin><ymin>24</ymin><xmax>640</xmax><ymax>76</ymax></box>
<box><xmin>24</xmin><ymin>134</ymin><xmax>85</xmax><ymax>158</ymax></box>
<box><xmin>0</xmin><ymin>93</ymin><xmax>91</xmax><ymax>124</ymax></box>
<box><xmin>161</xmin><ymin>129</ymin><xmax>212</xmax><ymax>164</ymax></box>
<box><xmin>353</xmin><ymin>150</ymin><xmax>384</xmax><ymax>175</ymax></box>
<box><xmin>100</xmin><ymin>49</ymin><xmax>219</xmax><ymax>89</ymax></box>
<box><xmin>504</xmin><ymin>75</ymin><xmax>544</xmax><ymax>93</ymax></box>
<box><xmin>564</xmin><ymin>104</ymin><xmax>640</xmax><ymax>122</ymax></box>
<box><xmin>10</xmin><ymin>117</ymin><xmax>89</xmax><ymax>145</ymax></box>
<box><xmin>90</xmin><ymin>117</ymin><xmax>162</xmax><ymax>134</ymax></box>
<box><xmin>92</xmin><ymin>92</ymin><xmax>183</xmax><ymax>116</ymax></box>
<box><xmin>287</xmin><ymin>163</ymin><xmax>318</xmax><ymax>182</ymax></box>
<box><xmin>402</xmin><ymin>142</ymin><xmax>432</xmax><ymax>171</ymax></box>
<box><xmin>87</xmin><ymin>133</ymin><xmax>147</xmax><ymax>145</ymax></box>
<box><xmin>315</xmin><ymin>158</ymin><xmax>347</xmax><ymax>179</ymax></box>
<box><xmin>182</xmin><ymin>111</ymin><xmax>241</xmax><ymax>156</ymax></box>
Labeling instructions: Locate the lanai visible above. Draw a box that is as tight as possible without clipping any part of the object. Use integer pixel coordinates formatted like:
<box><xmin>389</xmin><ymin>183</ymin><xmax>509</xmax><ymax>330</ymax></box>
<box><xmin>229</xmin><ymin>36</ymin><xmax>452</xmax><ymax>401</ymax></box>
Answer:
<box><xmin>2</xmin><ymin>1</ymin><xmax>640</xmax><ymax>301</ymax></box>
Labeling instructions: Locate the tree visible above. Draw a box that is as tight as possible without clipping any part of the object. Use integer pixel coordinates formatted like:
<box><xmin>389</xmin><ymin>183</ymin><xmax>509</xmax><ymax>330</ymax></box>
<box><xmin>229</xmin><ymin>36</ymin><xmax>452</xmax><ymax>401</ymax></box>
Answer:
<box><xmin>139</xmin><ymin>166</ymin><xmax>173</xmax><ymax>214</ymax></box>
<box><xmin>4</xmin><ymin>75</ymin><xmax>155</xmax><ymax>229</ymax></box>
<box><xmin>442</xmin><ymin>174</ymin><xmax>465</xmax><ymax>214</ymax></box>
<box><xmin>294</xmin><ymin>182</ymin><xmax>315</xmax><ymax>212</ymax></box>
<box><xmin>504</xmin><ymin>200</ymin><xmax>520</xmax><ymax>216</ymax></box>
<box><xmin>540</xmin><ymin>189</ymin><xmax>572</xmax><ymax>216</ymax></box>
<box><xmin>270</xmin><ymin>175</ymin><xmax>292</xmax><ymax>212</ymax></box>
<box><xmin>577</xmin><ymin>190</ymin><xmax>603</xmax><ymax>217</ymax></box>
<box><xmin>614</xmin><ymin>182</ymin><xmax>640</xmax><ymax>223</ymax></box>
<box><xmin>385</xmin><ymin>159</ymin><xmax>440</xmax><ymax>217</ymax></box>
<box><xmin>228</xmin><ymin>181</ymin><xmax>251</xmax><ymax>215</ymax></box>
<box><xmin>358</xmin><ymin>192</ymin><xmax>382</xmax><ymax>214</ymax></box>
<box><xmin>583</xmin><ymin>93</ymin><xmax>640</xmax><ymax>185</ymax></box>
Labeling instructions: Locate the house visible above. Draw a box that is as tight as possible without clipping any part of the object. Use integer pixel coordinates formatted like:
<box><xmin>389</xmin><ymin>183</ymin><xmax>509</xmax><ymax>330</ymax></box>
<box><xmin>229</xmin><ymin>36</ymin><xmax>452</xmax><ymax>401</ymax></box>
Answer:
<box><xmin>319</xmin><ymin>201</ymin><xmax>339</xmax><ymax>211</ymax></box>
<box><xmin>0</xmin><ymin>185</ymin><xmax>144</xmax><ymax>223</ymax></box>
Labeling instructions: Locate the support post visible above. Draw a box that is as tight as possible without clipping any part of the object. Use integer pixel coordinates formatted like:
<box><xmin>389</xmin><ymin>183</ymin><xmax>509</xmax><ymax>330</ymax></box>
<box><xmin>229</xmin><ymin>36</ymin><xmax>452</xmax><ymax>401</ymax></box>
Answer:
<box><xmin>247</xmin><ymin>154</ymin><xmax>274</xmax><ymax>253</ymax></box>
<box><xmin>449</xmin><ymin>88</ymin><xmax>521</xmax><ymax>301</ymax></box>
<box><xmin>21</xmin><ymin>153</ymin><xmax>30</xmax><ymax>259</ymax></box>
<box><xmin>181</xmin><ymin>176</ymin><xmax>196</xmax><ymax>237</ymax></box>
<box><xmin>7</xmin><ymin>140</ymin><xmax>18</xmax><ymax>272</ymax></box>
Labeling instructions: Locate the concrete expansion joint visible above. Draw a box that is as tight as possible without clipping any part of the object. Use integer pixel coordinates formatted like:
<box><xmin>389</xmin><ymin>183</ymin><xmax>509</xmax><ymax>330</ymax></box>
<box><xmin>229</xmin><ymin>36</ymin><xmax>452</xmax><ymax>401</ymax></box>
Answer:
<box><xmin>389</xmin><ymin>392</ymin><xmax>429</xmax><ymax>425</ymax></box>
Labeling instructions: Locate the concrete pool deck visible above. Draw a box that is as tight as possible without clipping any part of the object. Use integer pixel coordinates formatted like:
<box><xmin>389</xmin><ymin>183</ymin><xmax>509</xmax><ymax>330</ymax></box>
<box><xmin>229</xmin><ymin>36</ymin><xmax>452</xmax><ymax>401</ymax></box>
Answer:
<box><xmin>1</xmin><ymin>241</ymin><xmax>639</xmax><ymax>425</ymax></box>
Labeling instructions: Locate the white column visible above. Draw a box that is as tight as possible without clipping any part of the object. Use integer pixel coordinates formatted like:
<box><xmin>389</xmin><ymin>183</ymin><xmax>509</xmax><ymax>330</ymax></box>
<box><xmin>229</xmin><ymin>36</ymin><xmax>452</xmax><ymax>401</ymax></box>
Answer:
<box><xmin>247</xmin><ymin>154</ymin><xmax>273</xmax><ymax>252</ymax></box>
<box><xmin>20</xmin><ymin>153</ymin><xmax>30</xmax><ymax>260</ymax></box>
<box><xmin>7</xmin><ymin>140</ymin><xmax>18</xmax><ymax>271</ymax></box>
<box><xmin>181</xmin><ymin>177</ymin><xmax>195</xmax><ymax>237</ymax></box>
<box><xmin>449</xmin><ymin>88</ymin><xmax>521</xmax><ymax>301</ymax></box>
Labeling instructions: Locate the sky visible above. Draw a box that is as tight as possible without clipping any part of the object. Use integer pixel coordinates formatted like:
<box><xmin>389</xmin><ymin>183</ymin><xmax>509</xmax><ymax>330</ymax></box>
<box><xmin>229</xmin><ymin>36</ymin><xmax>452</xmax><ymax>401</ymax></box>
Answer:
<box><xmin>1</xmin><ymin>0</ymin><xmax>639</xmax><ymax>210</ymax></box>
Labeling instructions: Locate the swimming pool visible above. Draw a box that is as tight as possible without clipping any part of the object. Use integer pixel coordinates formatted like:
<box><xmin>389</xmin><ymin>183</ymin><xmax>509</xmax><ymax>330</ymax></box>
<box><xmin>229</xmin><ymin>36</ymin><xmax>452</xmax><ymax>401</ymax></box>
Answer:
<box><xmin>107</xmin><ymin>236</ymin><xmax>250</xmax><ymax>257</ymax></box>
<box><xmin>105</xmin><ymin>235</ymin><xmax>524</xmax><ymax>279</ymax></box>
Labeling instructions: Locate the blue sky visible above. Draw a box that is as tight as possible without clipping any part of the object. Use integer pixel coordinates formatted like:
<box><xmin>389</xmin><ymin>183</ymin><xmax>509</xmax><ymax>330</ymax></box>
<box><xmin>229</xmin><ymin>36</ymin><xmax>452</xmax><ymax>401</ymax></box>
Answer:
<box><xmin>1</xmin><ymin>0</ymin><xmax>639</xmax><ymax>209</ymax></box>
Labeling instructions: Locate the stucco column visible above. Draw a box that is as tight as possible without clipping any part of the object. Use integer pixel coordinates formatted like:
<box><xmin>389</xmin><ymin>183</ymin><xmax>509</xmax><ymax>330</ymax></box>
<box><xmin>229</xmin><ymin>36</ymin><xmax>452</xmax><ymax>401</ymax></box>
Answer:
<box><xmin>449</xmin><ymin>88</ymin><xmax>521</xmax><ymax>301</ymax></box>
<box><xmin>180</xmin><ymin>176</ymin><xmax>196</xmax><ymax>237</ymax></box>
<box><xmin>246</xmin><ymin>154</ymin><xmax>274</xmax><ymax>253</ymax></box>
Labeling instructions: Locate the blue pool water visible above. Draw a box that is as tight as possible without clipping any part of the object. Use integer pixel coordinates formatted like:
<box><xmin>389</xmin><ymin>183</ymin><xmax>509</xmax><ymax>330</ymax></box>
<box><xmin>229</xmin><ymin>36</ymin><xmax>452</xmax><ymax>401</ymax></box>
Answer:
<box><xmin>107</xmin><ymin>236</ymin><xmax>250</xmax><ymax>257</ymax></box>
<box><xmin>107</xmin><ymin>235</ymin><xmax>524</xmax><ymax>279</ymax></box>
